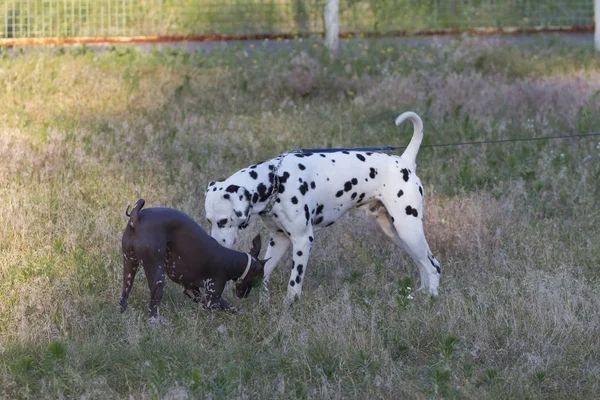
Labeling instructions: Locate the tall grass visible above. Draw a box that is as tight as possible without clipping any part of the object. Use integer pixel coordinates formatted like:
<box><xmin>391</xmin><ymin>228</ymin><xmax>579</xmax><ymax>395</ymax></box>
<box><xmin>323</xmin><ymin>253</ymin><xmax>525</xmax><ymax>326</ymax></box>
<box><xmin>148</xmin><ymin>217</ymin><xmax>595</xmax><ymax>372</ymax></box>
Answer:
<box><xmin>0</xmin><ymin>35</ymin><xmax>599</xmax><ymax>398</ymax></box>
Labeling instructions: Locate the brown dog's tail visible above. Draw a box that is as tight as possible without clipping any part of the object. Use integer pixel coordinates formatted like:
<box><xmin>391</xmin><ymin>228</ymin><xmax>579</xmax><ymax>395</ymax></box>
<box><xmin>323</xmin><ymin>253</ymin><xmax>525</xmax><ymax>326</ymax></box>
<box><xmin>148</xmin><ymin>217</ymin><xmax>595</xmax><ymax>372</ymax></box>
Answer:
<box><xmin>125</xmin><ymin>198</ymin><xmax>145</xmax><ymax>229</ymax></box>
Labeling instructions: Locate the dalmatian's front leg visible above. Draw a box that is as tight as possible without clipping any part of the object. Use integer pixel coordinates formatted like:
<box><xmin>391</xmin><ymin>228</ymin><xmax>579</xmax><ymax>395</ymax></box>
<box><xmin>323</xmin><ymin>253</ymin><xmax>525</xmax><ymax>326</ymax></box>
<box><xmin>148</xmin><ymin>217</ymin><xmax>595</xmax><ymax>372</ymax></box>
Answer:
<box><xmin>286</xmin><ymin>227</ymin><xmax>314</xmax><ymax>301</ymax></box>
<box><xmin>259</xmin><ymin>218</ymin><xmax>292</xmax><ymax>303</ymax></box>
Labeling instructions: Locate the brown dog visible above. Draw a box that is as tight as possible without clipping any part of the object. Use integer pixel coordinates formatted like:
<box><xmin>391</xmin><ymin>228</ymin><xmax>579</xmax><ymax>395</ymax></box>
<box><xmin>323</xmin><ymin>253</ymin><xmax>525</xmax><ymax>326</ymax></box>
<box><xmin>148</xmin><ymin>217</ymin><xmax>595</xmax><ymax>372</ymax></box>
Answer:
<box><xmin>120</xmin><ymin>199</ymin><xmax>266</xmax><ymax>318</ymax></box>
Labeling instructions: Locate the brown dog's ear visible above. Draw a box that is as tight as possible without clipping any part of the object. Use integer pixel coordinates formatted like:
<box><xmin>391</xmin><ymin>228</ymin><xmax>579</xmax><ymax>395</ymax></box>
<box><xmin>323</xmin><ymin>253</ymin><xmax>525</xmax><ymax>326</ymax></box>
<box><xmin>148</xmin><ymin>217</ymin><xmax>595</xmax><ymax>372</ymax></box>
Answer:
<box><xmin>249</xmin><ymin>234</ymin><xmax>262</xmax><ymax>257</ymax></box>
<box><xmin>259</xmin><ymin>258</ymin><xmax>271</xmax><ymax>267</ymax></box>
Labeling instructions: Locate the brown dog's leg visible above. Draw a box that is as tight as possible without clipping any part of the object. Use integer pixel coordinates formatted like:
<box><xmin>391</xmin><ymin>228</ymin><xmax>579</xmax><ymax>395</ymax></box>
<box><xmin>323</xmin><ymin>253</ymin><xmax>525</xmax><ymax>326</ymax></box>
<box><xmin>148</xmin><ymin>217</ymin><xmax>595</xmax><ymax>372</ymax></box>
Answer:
<box><xmin>202</xmin><ymin>279</ymin><xmax>240</xmax><ymax>311</ymax></box>
<box><xmin>142</xmin><ymin>249</ymin><xmax>167</xmax><ymax>319</ymax></box>
<box><xmin>183</xmin><ymin>287</ymin><xmax>202</xmax><ymax>304</ymax></box>
<box><xmin>119</xmin><ymin>253</ymin><xmax>139</xmax><ymax>312</ymax></box>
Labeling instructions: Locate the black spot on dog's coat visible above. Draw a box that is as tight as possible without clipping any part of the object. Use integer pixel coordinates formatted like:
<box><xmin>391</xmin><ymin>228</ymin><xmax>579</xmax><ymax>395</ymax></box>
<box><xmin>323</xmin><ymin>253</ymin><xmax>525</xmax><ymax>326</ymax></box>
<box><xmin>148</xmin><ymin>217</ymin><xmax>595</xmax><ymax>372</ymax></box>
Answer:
<box><xmin>304</xmin><ymin>205</ymin><xmax>310</xmax><ymax>224</ymax></box>
<box><xmin>344</xmin><ymin>181</ymin><xmax>353</xmax><ymax>192</ymax></box>
<box><xmin>419</xmin><ymin>186</ymin><xmax>423</xmax><ymax>196</ymax></box>
<box><xmin>257</xmin><ymin>183</ymin><xmax>269</xmax><ymax>201</ymax></box>
<box><xmin>226</xmin><ymin>185</ymin><xmax>240</xmax><ymax>193</ymax></box>
<box><xmin>290</xmin><ymin>280</ymin><xmax>295</xmax><ymax>287</ymax></box>
<box><xmin>298</xmin><ymin>163</ymin><xmax>305</xmax><ymax>170</ymax></box>
<box><xmin>369</xmin><ymin>168</ymin><xmax>377</xmax><ymax>179</ymax></box>
<box><xmin>401</xmin><ymin>168</ymin><xmax>409</xmax><ymax>182</ymax></box>
<box><xmin>297</xmin><ymin>264</ymin><xmax>304</xmax><ymax>275</ymax></box>
<box><xmin>223</xmin><ymin>194</ymin><xmax>230</xmax><ymax>199</ymax></box>
<box><xmin>356</xmin><ymin>154</ymin><xmax>366</xmax><ymax>162</ymax></box>
<box><xmin>405</xmin><ymin>205</ymin><xmax>418</xmax><ymax>217</ymax></box>
<box><xmin>429</xmin><ymin>256</ymin><xmax>441</xmax><ymax>274</ymax></box>
<box><xmin>297</xmin><ymin>251</ymin><xmax>303</xmax><ymax>256</ymax></box>
<box><xmin>342</xmin><ymin>151</ymin><xmax>349</xmax><ymax>154</ymax></box>
<box><xmin>295</xmin><ymin>276</ymin><xmax>301</xmax><ymax>284</ymax></box>
<box><xmin>315</xmin><ymin>216</ymin><xmax>324</xmax><ymax>225</ymax></box>
<box><xmin>249</xmin><ymin>171</ymin><xmax>258</xmax><ymax>179</ymax></box>
<box><xmin>279</xmin><ymin>172</ymin><xmax>290</xmax><ymax>183</ymax></box>
<box><xmin>316</xmin><ymin>204</ymin><xmax>324</xmax><ymax>215</ymax></box>
<box><xmin>291</xmin><ymin>196</ymin><xmax>298</xmax><ymax>204</ymax></box>
<box><xmin>309</xmin><ymin>236</ymin><xmax>313</xmax><ymax>242</ymax></box>
<box><xmin>351</xmin><ymin>192</ymin><xmax>357</xmax><ymax>200</ymax></box>
<box><xmin>299</xmin><ymin>182</ymin><xmax>309</xmax><ymax>195</ymax></box>
<box><xmin>310</xmin><ymin>181</ymin><xmax>316</xmax><ymax>189</ymax></box>
<box><xmin>336</xmin><ymin>190</ymin><xmax>344</xmax><ymax>197</ymax></box>
<box><xmin>252</xmin><ymin>192</ymin><xmax>259</xmax><ymax>203</ymax></box>
<box><xmin>397</xmin><ymin>190</ymin><xmax>404</xmax><ymax>197</ymax></box>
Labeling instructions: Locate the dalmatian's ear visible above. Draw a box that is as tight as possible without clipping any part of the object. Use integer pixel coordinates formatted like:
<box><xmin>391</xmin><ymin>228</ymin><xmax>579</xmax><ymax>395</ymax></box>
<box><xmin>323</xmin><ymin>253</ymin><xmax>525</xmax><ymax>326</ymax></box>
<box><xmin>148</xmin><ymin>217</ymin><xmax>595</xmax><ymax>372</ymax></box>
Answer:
<box><xmin>249</xmin><ymin>234</ymin><xmax>262</xmax><ymax>257</ymax></box>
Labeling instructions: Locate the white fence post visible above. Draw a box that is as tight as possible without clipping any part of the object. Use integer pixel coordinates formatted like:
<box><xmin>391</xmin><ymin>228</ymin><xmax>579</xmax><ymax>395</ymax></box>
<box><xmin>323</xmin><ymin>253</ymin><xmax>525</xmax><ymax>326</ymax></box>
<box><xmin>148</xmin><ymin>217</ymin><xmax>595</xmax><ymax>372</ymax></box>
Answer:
<box><xmin>324</xmin><ymin>0</ymin><xmax>339</xmax><ymax>53</ymax></box>
<box><xmin>596</xmin><ymin>0</ymin><xmax>600</xmax><ymax>51</ymax></box>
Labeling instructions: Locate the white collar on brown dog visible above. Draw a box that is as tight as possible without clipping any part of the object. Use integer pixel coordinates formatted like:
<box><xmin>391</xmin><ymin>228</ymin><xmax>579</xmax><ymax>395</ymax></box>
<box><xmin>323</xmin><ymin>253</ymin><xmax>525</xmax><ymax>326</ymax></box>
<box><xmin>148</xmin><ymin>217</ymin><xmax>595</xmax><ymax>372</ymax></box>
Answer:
<box><xmin>239</xmin><ymin>253</ymin><xmax>252</xmax><ymax>281</ymax></box>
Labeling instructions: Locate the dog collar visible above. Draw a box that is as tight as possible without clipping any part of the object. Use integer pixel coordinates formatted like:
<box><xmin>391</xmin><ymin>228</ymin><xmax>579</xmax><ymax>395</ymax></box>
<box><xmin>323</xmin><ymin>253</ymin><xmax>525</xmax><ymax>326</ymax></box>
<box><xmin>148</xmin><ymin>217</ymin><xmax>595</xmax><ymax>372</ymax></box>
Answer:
<box><xmin>239</xmin><ymin>253</ymin><xmax>252</xmax><ymax>281</ymax></box>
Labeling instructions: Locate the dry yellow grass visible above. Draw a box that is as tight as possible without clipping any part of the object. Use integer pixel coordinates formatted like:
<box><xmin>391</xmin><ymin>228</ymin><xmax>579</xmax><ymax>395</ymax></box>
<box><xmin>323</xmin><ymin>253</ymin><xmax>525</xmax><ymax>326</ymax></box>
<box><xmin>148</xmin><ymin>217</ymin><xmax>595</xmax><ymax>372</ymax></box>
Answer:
<box><xmin>0</xmin><ymin>37</ymin><xmax>599</xmax><ymax>398</ymax></box>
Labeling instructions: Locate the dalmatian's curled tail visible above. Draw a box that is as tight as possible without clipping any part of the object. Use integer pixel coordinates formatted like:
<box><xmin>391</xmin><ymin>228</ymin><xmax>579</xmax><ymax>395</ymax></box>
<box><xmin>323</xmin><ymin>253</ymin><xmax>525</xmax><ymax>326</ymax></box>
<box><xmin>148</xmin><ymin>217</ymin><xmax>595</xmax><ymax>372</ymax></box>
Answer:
<box><xmin>395</xmin><ymin>111</ymin><xmax>424</xmax><ymax>170</ymax></box>
<box><xmin>125</xmin><ymin>198</ymin><xmax>145</xmax><ymax>229</ymax></box>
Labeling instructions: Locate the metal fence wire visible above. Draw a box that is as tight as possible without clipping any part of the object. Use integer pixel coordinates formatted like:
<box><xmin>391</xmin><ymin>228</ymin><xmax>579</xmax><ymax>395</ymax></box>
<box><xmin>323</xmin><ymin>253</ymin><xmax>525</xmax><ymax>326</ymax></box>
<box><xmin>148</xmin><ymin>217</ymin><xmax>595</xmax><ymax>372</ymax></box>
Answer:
<box><xmin>0</xmin><ymin>0</ymin><xmax>594</xmax><ymax>40</ymax></box>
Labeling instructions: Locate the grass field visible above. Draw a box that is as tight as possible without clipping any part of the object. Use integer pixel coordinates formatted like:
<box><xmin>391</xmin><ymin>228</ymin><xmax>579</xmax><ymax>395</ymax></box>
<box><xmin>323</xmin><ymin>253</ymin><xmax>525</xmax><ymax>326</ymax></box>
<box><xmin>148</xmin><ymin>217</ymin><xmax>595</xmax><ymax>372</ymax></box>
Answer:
<box><xmin>1</xmin><ymin>35</ymin><xmax>600</xmax><ymax>399</ymax></box>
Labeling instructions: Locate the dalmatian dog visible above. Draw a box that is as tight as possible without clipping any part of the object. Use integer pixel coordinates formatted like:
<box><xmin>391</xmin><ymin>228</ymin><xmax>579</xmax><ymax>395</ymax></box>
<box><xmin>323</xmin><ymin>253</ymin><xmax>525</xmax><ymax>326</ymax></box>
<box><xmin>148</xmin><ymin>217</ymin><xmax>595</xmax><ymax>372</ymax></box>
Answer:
<box><xmin>205</xmin><ymin>111</ymin><xmax>441</xmax><ymax>301</ymax></box>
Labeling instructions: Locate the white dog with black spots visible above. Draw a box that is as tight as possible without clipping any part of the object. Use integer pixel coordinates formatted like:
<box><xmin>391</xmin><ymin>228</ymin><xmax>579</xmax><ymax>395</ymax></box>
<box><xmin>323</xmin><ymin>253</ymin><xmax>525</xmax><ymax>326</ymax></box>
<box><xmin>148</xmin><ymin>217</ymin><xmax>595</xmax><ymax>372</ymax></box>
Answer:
<box><xmin>204</xmin><ymin>111</ymin><xmax>441</xmax><ymax>301</ymax></box>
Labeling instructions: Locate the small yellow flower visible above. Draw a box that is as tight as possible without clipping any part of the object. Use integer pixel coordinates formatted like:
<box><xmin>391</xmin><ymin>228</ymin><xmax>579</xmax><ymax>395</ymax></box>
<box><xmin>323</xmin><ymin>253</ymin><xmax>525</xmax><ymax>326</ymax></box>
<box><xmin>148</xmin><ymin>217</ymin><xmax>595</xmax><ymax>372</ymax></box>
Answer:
<box><xmin>313</xmin><ymin>43</ymin><xmax>318</xmax><ymax>49</ymax></box>
<box><xmin>232</xmin><ymin>97</ymin><xmax>236</xmax><ymax>101</ymax></box>
<box><xmin>366</xmin><ymin>65</ymin><xmax>371</xmax><ymax>71</ymax></box>
<box><xmin>253</xmin><ymin>59</ymin><xmax>257</xmax><ymax>64</ymax></box>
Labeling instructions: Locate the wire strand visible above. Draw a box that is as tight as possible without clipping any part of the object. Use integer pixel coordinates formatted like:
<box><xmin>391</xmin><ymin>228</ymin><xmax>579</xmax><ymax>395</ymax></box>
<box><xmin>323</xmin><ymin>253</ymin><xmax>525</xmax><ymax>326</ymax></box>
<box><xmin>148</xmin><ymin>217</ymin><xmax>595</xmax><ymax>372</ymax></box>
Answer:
<box><xmin>299</xmin><ymin>133</ymin><xmax>600</xmax><ymax>154</ymax></box>
<box><xmin>420</xmin><ymin>132</ymin><xmax>600</xmax><ymax>149</ymax></box>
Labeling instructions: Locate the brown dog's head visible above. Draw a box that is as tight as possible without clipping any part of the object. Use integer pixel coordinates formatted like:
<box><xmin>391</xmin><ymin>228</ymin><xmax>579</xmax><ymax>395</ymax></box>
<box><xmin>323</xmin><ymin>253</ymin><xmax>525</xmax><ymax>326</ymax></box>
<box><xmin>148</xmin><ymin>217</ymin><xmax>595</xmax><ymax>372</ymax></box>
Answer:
<box><xmin>235</xmin><ymin>234</ymin><xmax>268</xmax><ymax>298</ymax></box>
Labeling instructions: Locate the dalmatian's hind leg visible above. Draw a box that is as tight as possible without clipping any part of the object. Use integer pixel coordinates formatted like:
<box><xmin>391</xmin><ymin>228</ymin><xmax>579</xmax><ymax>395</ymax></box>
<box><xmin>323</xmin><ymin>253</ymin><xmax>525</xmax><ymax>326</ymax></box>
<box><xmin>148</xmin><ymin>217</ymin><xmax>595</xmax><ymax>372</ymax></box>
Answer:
<box><xmin>382</xmin><ymin>202</ymin><xmax>440</xmax><ymax>296</ymax></box>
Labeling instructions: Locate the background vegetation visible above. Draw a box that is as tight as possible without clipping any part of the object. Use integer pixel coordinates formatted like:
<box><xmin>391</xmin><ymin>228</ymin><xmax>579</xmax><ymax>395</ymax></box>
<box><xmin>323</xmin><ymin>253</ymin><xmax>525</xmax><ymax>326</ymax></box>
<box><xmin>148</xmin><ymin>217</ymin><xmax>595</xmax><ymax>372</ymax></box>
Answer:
<box><xmin>0</xmin><ymin>0</ymin><xmax>594</xmax><ymax>39</ymax></box>
<box><xmin>0</xmin><ymin>34</ymin><xmax>599</xmax><ymax>398</ymax></box>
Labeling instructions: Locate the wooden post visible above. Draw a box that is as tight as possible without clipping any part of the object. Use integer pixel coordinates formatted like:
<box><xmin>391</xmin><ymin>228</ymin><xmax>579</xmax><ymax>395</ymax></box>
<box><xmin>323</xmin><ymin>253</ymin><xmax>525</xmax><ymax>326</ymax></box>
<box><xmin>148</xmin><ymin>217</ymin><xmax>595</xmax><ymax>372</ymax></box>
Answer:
<box><xmin>596</xmin><ymin>0</ymin><xmax>600</xmax><ymax>51</ymax></box>
<box><xmin>324</xmin><ymin>0</ymin><xmax>339</xmax><ymax>53</ymax></box>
